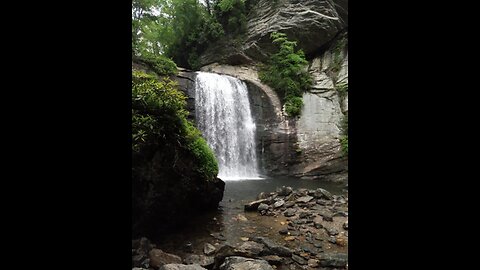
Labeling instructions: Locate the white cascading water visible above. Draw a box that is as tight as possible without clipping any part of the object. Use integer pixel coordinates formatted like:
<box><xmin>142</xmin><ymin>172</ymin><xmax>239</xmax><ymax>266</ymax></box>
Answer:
<box><xmin>195</xmin><ymin>72</ymin><xmax>261</xmax><ymax>180</ymax></box>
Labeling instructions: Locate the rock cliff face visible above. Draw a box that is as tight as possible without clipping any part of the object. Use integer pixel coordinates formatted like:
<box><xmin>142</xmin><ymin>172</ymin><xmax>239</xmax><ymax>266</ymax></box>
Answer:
<box><xmin>292</xmin><ymin>38</ymin><xmax>348</xmax><ymax>181</ymax></box>
<box><xmin>197</xmin><ymin>32</ymin><xmax>348</xmax><ymax>181</ymax></box>
<box><xmin>199</xmin><ymin>0</ymin><xmax>348</xmax><ymax>66</ymax></box>
<box><xmin>191</xmin><ymin>1</ymin><xmax>349</xmax><ymax>181</ymax></box>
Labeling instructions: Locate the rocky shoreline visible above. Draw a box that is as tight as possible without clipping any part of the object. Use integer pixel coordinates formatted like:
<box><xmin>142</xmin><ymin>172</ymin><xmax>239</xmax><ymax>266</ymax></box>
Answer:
<box><xmin>133</xmin><ymin>186</ymin><xmax>348</xmax><ymax>270</ymax></box>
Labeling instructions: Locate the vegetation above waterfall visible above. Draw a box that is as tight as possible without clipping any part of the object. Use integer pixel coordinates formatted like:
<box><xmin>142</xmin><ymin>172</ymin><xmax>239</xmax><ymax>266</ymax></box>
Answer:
<box><xmin>259</xmin><ymin>32</ymin><xmax>312</xmax><ymax>117</ymax></box>
<box><xmin>132</xmin><ymin>0</ymin><xmax>254</xmax><ymax>69</ymax></box>
<box><xmin>132</xmin><ymin>68</ymin><xmax>218</xmax><ymax>180</ymax></box>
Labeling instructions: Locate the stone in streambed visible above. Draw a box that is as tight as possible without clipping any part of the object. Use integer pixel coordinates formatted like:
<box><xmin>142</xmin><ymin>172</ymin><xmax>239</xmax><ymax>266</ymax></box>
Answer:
<box><xmin>251</xmin><ymin>237</ymin><xmax>292</xmax><ymax>257</ymax></box>
<box><xmin>278</xmin><ymin>228</ymin><xmax>289</xmax><ymax>235</ymax></box>
<box><xmin>284</xmin><ymin>209</ymin><xmax>296</xmax><ymax>217</ymax></box>
<box><xmin>183</xmin><ymin>255</ymin><xmax>214</xmax><ymax>268</ymax></box>
<box><xmin>149</xmin><ymin>249</ymin><xmax>182</xmax><ymax>269</ymax></box>
<box><xmin>307</xmin><ymin>259</ymin><xmax>319</xmax><ymax>268</ymax></box>
<box><xmin>325</xmin><ymin>227</ymin><xmax>339</xmax><ymax>236</ymax></box>
<box><xmin>204</xmin><ymin>243</ymin><xmax>216</xmax><ymax>256</ymax></box>
<box><xmin>284</xmin><ymin>201</ymin><xmax>295</xmax><ymax>208</ymax></box>
<box><xmin>257</xmin><ymin>192</ymin><xmax>269</xmax><ymax>200</ymax></box>
<box><xmin>237</xmin><ymin>241</ymin><xmax>266</xmax><ymax>257</ymax></box>
<box><xmin>296</xmin><ymin>196</ymin><xmax>314</xmax><ymax>203</ymax></box>
<box><xmin>210</xmin><ymin>232</ymin><xmax>227</xmax><ymax>241</ymax></box>
<box><xmin>319</xmin><ymin>253</ymin><xmax>348</xmax><ymax>268</ymax></box>
<box><xmin>298</xmin><ymin>212</ymin><xmax>310</xmax><ymax>219</ymax></box>
<box><xmin>314</xmin><ymin>188</ymin><xmax>333</xmax><ymax>200</ymax></box>
<box><xmin>343</xmin><ymin>220</ymin><xmax>348</xmax><ymax>230</ymax></box>
<box><xmin>258</xmin><ymin>203</ymin><xmax>269</xmax><ymax>211</ymax></box>
<box><xmin>273</xmin><ymin>200</ymin><xmax>284</xmax><ymax>208</ymax></box>
<box><xmin>291</xmin><ymin>254</ymin><xmax>307</xmax><ymax>265</ymax></box>
<box><xmin>333</xmin><ymin>211</ymin><xmax>348</xmax><ymax>217</ymax></box>
<box><xmin>219</xmin><ymin>256</ymin><xmax>274</xmax><ymax>270</ymax></box>
<box><xmin>160</xmin><ymin>264</ymin><xmax>207</xmax><ymax>270</ymax></box>
<box><xmin>284</xmin><ymin>236</ymin><xmax>296</xmax><ymax>241</ymax></box>
<box><xmin>260</xmin><ymin>255</ymin><xmax>283</xmax><ymax>265</ymax></box>
<box><xmin>245</xmin><ymin>199</ymin><xmax>269</xmax><ymax>211</ymax></box>
<box><xmin>313</xmin><ymin>216</ymin><xmax>323</xmax><ymax>229</ymax></box>
<box><xmin>276</xmin><ymin>186</ymin><xmax>293</xmax><ymax>196</ymax></box>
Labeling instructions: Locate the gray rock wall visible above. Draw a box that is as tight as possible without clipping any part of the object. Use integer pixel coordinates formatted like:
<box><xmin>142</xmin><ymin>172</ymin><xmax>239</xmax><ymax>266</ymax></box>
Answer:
<box><xmin>199</xmin><ymin>0</ymin><xmax>348</xmax><ymax>66</ymax></box>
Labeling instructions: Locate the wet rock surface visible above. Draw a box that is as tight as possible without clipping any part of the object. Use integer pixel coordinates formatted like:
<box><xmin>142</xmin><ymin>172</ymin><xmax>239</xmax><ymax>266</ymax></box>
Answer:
<box><xmin>134</xmin><ymin>185</ymin><xmax>348</xmax><ymax>270</ymax></box>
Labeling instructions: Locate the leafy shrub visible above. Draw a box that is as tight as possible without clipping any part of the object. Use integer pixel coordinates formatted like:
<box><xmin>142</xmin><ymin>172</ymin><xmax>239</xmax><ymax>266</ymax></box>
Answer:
<box><xmin>140</xmin><ymin>55</ymin><xmax>178</xmax><ymax>76</ymax></box>
<box><xmin>184</xmin><ymin>120</ymin><xmax>218</xmax><ymax>178</ymax></box>
<box><xmin>259</xmin><ymin>32</ymin><xmax>312</xmax><ymax>117</ymax></box>
<box><xmin>285</xmin><ymin>96</ymin><xmax>303</xmax><ymax>117</ymax></box>
<box><xmin>132</xmin><ymin>70</ymin><xmax>218</xmax><ymax>180</ymax></box>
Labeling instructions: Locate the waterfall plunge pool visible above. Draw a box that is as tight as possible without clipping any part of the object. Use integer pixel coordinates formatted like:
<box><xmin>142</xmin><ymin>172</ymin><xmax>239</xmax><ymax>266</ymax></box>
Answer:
<box><xmin>153</xmin><ymin>176</ymin><xmax>347</xmax><ymax>257</ymax></box>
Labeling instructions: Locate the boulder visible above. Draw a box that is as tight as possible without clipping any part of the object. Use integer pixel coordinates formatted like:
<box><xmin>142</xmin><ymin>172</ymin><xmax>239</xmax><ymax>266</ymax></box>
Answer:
<box><xmin>237</xmin><ymin>241</ymin><xmax>266</xmax><ymax>257</ymax></box>
<box><xmin>183</xmin><ymin>255</ymin><xmax>214</xmax><ymax>268</ymax></box>
<box><xmin>204</xmin><ymin>243</ymin><xmax>216</xmax><ymax>256</ymax></box>
<box><xmin>245</xmin><ymin>199</ymin><xmax>269</xmax><ymax>211</ymax></box>
<box><xmin>199</xmin><ymin>0</ymin><xmax>347</xmax><ymax>65</ymax></box>
<box><xmin>149</xmin><ymin>249</ymin><xmax>182</xmax><ymax>269</ymax></box>
<box><xmin>318</xmin><ymin>253</ymin><xmax>348</xmax><ymax>268</ymax></box>
<box><xmin>251</xmin><ymin>237</ymin><xmax>292</xmax><ymax>257</ymax></box>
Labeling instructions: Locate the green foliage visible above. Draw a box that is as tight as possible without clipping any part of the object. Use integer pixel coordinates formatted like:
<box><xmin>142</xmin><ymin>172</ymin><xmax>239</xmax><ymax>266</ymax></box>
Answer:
<box><xmin>184</xmin><ymin>120</ymin><xmax>219</xmax><ymax>178</ymax></box>
<box><xmin>336</xmin><ymin>81</ymin><xmax>348</xmax><ymax>101</ymax></box>
<box><xmin>132</xmin><ymin>70</ymin><xmax>218</xmax><ymax>180</ymax></box>
<box><xmin>132</xmin><ymin>70</ymin><xmax>186</xmax><ymax>115</ymax></box>
<box><xmin>164</xmin><ymin>0</ymin><xmax>225</xmax><ymax>68</ymax></box>
<box><xmin>259</xmin><ymin>32</ymin><xmax>312</xmax><ymax>117</ymax></box>
<box><xmin>285</xmin><ymin>96</ymin><xmax>303</xmax><ymax>117</ymax></box>
<box><xmin>340</xmin><ymin>135</ymin><xmax>348</xmax><ymax>155</ymax></box>
<box><xmin>132</xmin><ymin>0</ymin><xmax>225</xmax><ymax>69</ymax></box>
<box><xmin>215</xmin><ymin>0</ymin><xmax>247</xmax><ymax>35</ymax></box>
<box><xmin>132</xmin><ymin>0</ymin><xmax>164</xmax><ymax>57</ymax></box>
<box><xmin>140</xmin><ymin>54</ymin><xmax>178</xmax><ymax>76</ymax></box>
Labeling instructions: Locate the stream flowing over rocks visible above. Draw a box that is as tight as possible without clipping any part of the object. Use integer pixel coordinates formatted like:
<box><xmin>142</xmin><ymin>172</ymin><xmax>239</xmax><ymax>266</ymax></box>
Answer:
<box><xmin>133</xmin><ymin>186</ymin><xmax>348</xmax><ymax>270</ymax></box>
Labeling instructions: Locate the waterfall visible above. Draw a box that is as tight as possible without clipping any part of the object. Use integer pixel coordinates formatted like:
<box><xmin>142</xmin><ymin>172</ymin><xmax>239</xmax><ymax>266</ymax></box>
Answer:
<box><xmin>195</xmin><ymin>72</ymin><xmax>261</xmax><ymax>180</ymax></box>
